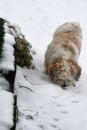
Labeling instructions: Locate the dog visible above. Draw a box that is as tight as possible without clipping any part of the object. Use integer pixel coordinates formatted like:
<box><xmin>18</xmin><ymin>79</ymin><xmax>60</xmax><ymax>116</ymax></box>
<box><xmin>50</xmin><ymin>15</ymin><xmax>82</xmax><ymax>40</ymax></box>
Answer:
<box><xmin>44</xmin><ymin>22</ymin><xmax>82</xmax><ymax>88</ymax></box>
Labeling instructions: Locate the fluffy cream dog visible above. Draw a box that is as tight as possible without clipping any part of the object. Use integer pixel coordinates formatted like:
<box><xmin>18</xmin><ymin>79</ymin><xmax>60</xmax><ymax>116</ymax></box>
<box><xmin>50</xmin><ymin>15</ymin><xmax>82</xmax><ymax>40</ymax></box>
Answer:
<box><xmin>44</xmin><ymin>22</ymin><xmax>82</xmax><ymax>88</ymax></box>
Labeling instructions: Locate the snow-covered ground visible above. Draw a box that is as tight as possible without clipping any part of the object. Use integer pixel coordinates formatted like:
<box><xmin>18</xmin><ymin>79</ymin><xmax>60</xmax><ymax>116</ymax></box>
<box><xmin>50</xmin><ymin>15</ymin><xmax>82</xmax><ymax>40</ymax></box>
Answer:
<box><xmin>0</xmin><ymin>90</ymin><xmax>14</xmax><ymax>130</ymax></box>
<box><xmin>0</xmin><ymin>0</ymin><xmax>87</xmax><ymax>130</ymax></box>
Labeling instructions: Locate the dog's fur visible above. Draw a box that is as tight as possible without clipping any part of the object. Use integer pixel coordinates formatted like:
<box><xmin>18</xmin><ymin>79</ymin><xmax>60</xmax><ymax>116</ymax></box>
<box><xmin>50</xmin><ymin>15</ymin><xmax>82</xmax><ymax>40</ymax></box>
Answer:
<box><xmin>44</xmin><ymin>22</ymin><xmax>82</xmax><ymax>87</ymax></box>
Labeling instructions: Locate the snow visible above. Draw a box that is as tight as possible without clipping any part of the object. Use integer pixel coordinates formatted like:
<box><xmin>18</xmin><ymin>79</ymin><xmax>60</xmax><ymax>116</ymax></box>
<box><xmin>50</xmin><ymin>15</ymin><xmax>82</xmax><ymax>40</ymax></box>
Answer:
<box><xmin>15</xmin><ymin>67</ymin><xmax>87</xmax><ymax>130</ymax></box>
<box><xmin>0</xmin><ymin>32</ymin><xmax>15</xmax><ymax>71</ymax></box>
<box><xmin>0</xmin><ymin>0</ymin><xmax>87</xmax><ymax>130</ymax></box>
<box><xmin>0</xmin><ymin>77</ymin><xmax>10</xmax><ymax>91</ymax></box>
<box><xmin>0</xmin><ymin>90</ymin><xmax>14</xmax><ymax>130</ymax></box>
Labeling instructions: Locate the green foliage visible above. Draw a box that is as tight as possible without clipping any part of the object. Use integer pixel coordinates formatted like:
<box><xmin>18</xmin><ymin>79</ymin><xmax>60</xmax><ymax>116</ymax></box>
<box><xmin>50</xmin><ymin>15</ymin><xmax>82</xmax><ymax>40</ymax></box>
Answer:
<box><xmin>15</xmin><ymin>37</ymin><xmax>34</xmax><ymax>68</ymax></box>
<box><xmin>0</xmin><ymin>18</ymin><xmax>5</xmax><ymax>58</ymax></box>
<box><xmin>0</xmin><ymin>18</ymin><xmax>34</xmax><ymax>69</ymax></box>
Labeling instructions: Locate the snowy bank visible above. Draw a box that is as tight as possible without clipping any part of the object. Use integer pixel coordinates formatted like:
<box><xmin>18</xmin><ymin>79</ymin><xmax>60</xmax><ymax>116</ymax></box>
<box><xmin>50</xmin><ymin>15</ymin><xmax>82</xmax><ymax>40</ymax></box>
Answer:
<box><xmin>16</xmin><ymin>68</ymin><xmax>87</xmax><ymax>130</ymax></box>
<box><xmin>0</xmin><ymin>90</ymin><xmax>14</xmax><ymax>130</ymax></box>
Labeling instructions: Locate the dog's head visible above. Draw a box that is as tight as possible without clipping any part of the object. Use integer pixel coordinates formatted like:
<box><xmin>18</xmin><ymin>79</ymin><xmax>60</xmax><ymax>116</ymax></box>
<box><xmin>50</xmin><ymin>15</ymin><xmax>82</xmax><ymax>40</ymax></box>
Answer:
<box><xmin>53</xmin><ymin>22</ymin><xmax>82</xmax><ymax>39</ymax></box>
<box><xmin>49</xmin><ymin>58</ymin><xmax>81</xmax><ymax>88</ymax></box>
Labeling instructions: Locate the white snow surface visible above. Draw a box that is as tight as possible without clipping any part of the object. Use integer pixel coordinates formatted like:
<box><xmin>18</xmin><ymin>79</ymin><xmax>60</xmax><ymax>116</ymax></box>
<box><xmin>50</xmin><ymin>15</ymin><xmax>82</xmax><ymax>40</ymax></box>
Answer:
<box><xmin>0</xmin><ymin>90</ymin><xmax>14</xmax><ymax>130</ymax></box>
<box><xmin>15</xmin><ymin>67</ymin><xmax>87</xmax><ymax>130</ymax></box>
<box><xmin>0</xmin><ymin>32</ymin><xmax>15</xmax><ymax>71</ymax></box>
<box><xmin>0</xmin><ymin>0</ymin><xmax>87</xmax><ymax>130</ymax></box>
<box><xmin>0</xmin><ymin>77</ymin><xmax>10</xmax><ymax>91</ymax></box>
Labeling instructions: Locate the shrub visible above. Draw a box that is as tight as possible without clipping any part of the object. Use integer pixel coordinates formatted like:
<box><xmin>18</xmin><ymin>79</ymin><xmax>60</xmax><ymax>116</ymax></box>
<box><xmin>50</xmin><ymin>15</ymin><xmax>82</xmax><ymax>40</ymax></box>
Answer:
<box><xmin>15</xmin><ymin>36</ymin><xmax>34</xmax><ymax>68</ymax></box>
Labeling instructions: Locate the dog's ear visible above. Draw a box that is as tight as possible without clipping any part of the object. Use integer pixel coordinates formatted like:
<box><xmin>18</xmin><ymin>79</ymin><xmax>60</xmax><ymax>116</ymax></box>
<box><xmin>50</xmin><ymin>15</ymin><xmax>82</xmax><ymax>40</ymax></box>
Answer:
<box><xmin>75</xmin><ymin>64</ymin><xmax>81</xmax><ymax>81</ymax></box>
<box><xmin>69</xmin><ymin>59</ymin><xmax>81</xmax><ymax>81</ymax></box>
<box><xmin>49</xmin><ymin>58</ymin><xmax>63</xmax><ymax>81</ymax></box>
<box><xmin>49</xmin><ymin>63</ymin><xmax>57</xmax><ymax>81</ymax></box>
<box><xmin>49</xmin><ymin>72</ymin><xmax>55</xmax><ymax>81</ymax></box>
<box><xmin>75</xmin><ymin>65</ymin><xmax>81</xmax><ymax>81</ymax></box>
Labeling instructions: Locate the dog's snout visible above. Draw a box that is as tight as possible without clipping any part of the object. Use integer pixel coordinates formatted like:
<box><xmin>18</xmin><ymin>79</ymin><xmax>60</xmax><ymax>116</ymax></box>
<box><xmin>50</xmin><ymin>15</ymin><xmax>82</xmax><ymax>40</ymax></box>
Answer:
<box><xmin>61</xmin><ymin>82</ymin><xmax>66</xmax><ymax>88</ymax></box>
